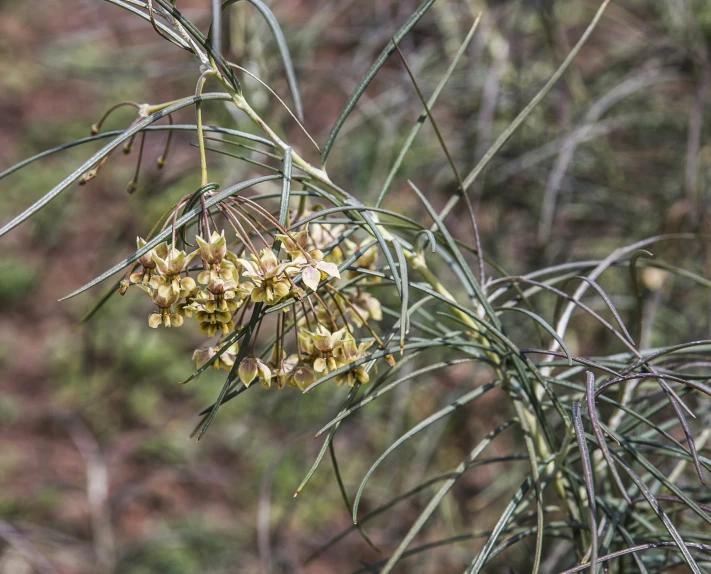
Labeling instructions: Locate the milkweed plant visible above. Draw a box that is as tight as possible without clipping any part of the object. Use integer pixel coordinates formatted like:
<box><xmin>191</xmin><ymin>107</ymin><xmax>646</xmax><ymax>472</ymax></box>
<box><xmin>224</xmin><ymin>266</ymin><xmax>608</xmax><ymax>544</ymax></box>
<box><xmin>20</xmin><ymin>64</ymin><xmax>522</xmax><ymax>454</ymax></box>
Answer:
<box><xmin>3</xmin><ymin>0</ymin><xmax>711</xmax><ymax>572</ymax></box>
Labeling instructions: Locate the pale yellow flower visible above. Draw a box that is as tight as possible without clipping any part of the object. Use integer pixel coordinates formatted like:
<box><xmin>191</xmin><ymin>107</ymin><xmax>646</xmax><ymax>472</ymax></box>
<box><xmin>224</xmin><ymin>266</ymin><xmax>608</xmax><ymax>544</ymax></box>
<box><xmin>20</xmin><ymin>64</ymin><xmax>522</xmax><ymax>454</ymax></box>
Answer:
<box><xmin>150</xmin><ymin>246</ymin><xmax>198</xmax><ymax>298</ymax></box>
<box><xmin>300</xmin><ymin>325</ymin><xmax>348</xmax><ymax>375</ymax></box>
<box><xmin>340</xmin><ymin>290</ymin><xmax>382</xmax><ymax>326</ymax></box>
<box><xmin>275</xmin><ymin>230</ymin><xmax>309</xmax><ymax>257</ymax></box>
<box><xmin>139</xmin><ymin>285</ymin><xmax>184</xmax><ymax>328</ymax></box>
<box><xmin>186</xmin><ymin>277</ymin><xmax>251</xmax><ymax>336</ymax></box>
<box><xmin>130</xmin><ymin>238</ymin><xmax>168</xmax><ymax>285</ymax></box>
<box><xmin>238</xmin><ymin>357</ymin><xmax>272</xmax><ymax>388</ymax></box>
<box><xmin>273</xmin><ymin>353</ymin><xmax>299</xmax><ymax>390</ymax></box>
<box><xmin>196</xmin><ymin>231</ymin><xmax>237</xmax><ymax>284</ymax></box>
<box><xmin>289</xmin><ymin>364</ymin><xmax>316</xmax><ymax>391</ymax></box>
<box><xmin>238</xmin><ymin>248</ymin><xmax>296</xmax><ymax>305</ymax></box>
<box><xmin>304</xmin><ymin>262</ymin><xmax>338</xmax><ymax>291</ymax></box>
<box><xmin>192</xmin><ymin>343</ymin><xmax>239</xmax><ymax>371</ymax></box>
<box><xmin>332</xmin><ymin>332</ymin><xmax>373</xmax><ymax>387</ymax></box>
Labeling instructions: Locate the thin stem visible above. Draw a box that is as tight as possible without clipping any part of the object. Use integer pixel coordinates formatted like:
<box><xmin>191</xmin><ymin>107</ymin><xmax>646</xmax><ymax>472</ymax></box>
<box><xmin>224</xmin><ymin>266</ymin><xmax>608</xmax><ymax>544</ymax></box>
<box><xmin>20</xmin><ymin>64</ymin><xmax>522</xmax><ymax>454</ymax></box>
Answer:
<box><xmin>195</xmin><ymin>70</ymin><xmax>215</xmax><ymax>187</ymax></box>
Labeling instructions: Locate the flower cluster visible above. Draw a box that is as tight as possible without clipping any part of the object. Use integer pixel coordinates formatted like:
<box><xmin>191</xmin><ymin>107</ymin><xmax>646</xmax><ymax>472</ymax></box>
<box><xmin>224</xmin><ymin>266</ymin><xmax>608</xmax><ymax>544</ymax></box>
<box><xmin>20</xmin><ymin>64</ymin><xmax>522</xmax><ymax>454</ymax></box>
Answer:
<box><xmin>125</xmin><ymin>211</ymin><xmax>382</xmax><ymax>392</ymax></box>
<box><xmin>130</xmin><ymin>239</ymin><xmax>197</xmax><ymax>328</ymax></box>
<box><xmin>299</xmin><ymin>325</ymin><xmax>373</xmax><ymax>387</ymax></box>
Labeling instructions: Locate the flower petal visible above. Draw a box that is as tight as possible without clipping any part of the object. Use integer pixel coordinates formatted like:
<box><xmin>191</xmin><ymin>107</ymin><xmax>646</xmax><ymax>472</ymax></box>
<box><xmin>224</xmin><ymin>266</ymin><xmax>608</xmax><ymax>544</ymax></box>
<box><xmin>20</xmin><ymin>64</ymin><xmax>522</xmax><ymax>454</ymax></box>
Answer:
<box><xmin>313</xmin><ymin>357</ymin><xmax>327</xmax><ymax>373</ymax></box>
<box><xmin>316</xmin><ymin>260</ymin><xmax>340</xmax><ymax>279</ymax></box>
<box><xmin>302</xmin><ymin>266</ymin><xmax>320</xmax><ymax>291</ymax></box>
<box><xmin>238</xmin><ymin>358</ymin><xmax>258</xmax><ymax>387</ymax></box>
<box><xmin>291</xmin><ymin>366</ymin><xmax>315</xmax><ymax>391</ymax></box>
<box><xmin>152</xmin><ymin>253</ymin><xmax>169</xmax><ymax>275</ymax></box>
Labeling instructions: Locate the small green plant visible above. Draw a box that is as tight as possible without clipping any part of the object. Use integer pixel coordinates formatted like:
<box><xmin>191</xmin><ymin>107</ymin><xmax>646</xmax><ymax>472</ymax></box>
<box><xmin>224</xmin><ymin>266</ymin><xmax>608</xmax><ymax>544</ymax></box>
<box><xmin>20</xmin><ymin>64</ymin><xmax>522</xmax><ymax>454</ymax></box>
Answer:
<box><xmin>3</xmin><ymin>0</ymin><xmax>711</xmax><ymax>572</ymax></box>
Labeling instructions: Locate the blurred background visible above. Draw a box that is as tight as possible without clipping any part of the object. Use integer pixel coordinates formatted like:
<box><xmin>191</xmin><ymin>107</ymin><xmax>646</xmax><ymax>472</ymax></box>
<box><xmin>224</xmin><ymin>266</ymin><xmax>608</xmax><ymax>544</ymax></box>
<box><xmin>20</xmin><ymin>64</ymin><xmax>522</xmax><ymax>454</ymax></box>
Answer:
<box><xmin>1</xmin><ymin>0</ymin><xmax>711</xmax><ymax>572</ymax></box>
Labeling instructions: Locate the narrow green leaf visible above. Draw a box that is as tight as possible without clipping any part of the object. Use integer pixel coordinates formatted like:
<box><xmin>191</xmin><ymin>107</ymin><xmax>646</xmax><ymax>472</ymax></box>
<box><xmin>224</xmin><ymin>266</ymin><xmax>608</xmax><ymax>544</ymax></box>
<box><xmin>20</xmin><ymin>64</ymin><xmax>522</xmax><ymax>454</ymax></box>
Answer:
<box><xmin>321</xmin><ymin>0</ymin><xmax>436</xmax><ymax>165</ymax></box>
<box><xmin>315</xmin><ymin>358</ymin><xmax>480</xmax><ymax>437</ymax></box>
<box><xmin>508</xmin><ymin>383</ymin><xmax>544</xmax><ymax>574</ymax></box>
<box><xmin>441</xmin><ymin>0</ymin><xmax>612</xmax><ymax>220</ymax></box>
<box><xmin>0</xmin><ymin>94</ymin><xmax>232</xmax><ymax>238</ymax></box>
<box><xmin>328</xmin><ymin>442</ymin><xmax>380</xmax><ymax>554</ymax></box>
<box><xmin>415</xmin><ymin>229</ymin><xmax>437</xmax><ymax>253</ymax></box>
<box><xmin>561</xmin><ymin>542</ymin><xmax>711</xmax><ymax>574</ymax></box>
<box><xmin>59</xmin><ymin>174</ymin><xmax>281</xmax><ymax>300</ymax></box>
<box><xmin>271</xmin><ymin>146</ymin><xmax>292</xmax><ymax>252</ymax></box>
<box><xmin>222</xmin><ymin>0</ymin><xmax>303</xmax><ymax>120</ymax></box>
<box><xmin>407</xmin><ymin>180</ymin><xmax>497</xmax><ymax>323</ymax></box>
<box><xmin>496</xmin><ymin>306</ymin><xmax>573</xmax><ymax>366</ymax></box>
<box><xmin>104</xmin><ymin>0</ymin><xmax>191</xmax><ymax>48</ymax></box>
<box><xmin>197</xmin><ymin>302</ymin><xmax>263</xmax><ymax>441</ymax></box>
<box><xmin>498</xmin><ymin>276</ymin><xmax>638</xmax><ymax>353</ymax></box>
<box><xmin>584</xmin><ymin>372</ymin><xmax>630</xmax><ymax>504</ymax></box>
<box><xmin>623</xmin><ymin>339</ymin><xmax>711</xmax><ymax>374</ymax></box>
<box><xmin>613</xmin><ymin>456</ymin><xmax>702</xmax><ymax>573</ymax></box>
<box><xmin>379</xmin><ymin>419</ymin><xmax>515</xmax><ymax>574</ymax></box>
<box><xmin>573</xmin><ymin>402</ymin><xmax>598</xmax><ymax>574</ymax></box>
<box><xmin>152</xmin><ymin>0</ymin><xmax>241</xmax><ymax>91</ymax></box>
<box><xmin>352</xmin><ymin>381</ymin><xmax>500</xmax><ymax>523</ymax></box>
<box><xmin>466</xmin><ymin>476</ymin><xmax>534</xmax><ymax>573</ymax></box>
<box><xmin>617</xmin><ymin>438</ymin><xmax>711</xmax><ymax>528</ymax></box>
<box><xmin>0</xmin><ymin>124</ymin><xmax>274</xmax><ymax>183</ymax></box>
<box><xmin>392</xmin><ymin>33</ymin><xmax>486</xmax><ymax>288</ymax></box>
<box><xmin>211</xmin><ymin>0</ymin><xmax>222</xmax><ymax>60</ymax></box>
<box><xmin>295</xmin><ymin>385</ymin><xmax>360</xmax><ymax>496</ymax></box>
<box><xmin>277</xmin><ymin>147</ymin><xmax>292</xmax><ymax>226</ymax></box>
<box><xmin>575</xmin><ymin>275</ymin><xmax>634</xmax><ymax>346</ymax></box>
<box><xmin>392</xmin><ymin>240</ymin><xmax>409</xmax><ymax>353</ymax></box>
<box><xmin>375</xmin><ymin>14</ymin><xmax>481</xmax><ymax>207</ymax></box>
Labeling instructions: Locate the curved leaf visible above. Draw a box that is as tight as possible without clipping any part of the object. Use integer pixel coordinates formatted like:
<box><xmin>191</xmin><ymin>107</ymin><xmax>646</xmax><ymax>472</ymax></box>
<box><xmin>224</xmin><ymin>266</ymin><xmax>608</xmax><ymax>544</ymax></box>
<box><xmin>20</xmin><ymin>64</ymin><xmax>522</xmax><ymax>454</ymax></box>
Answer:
<box><xmin>0</xmin><ymin>94</ymin><xmax>233</xmax><ymax>238</ymax></box>
<box><xmin>59</xmin><ymin>174</ymin><xmax>281</xmax><ymax>300</ymax></box>
<box><xmin>222</xmin><ymin>0</ymin><xmax>303</xmax><ymax>120</ymax></box>
<box><xmin>352</xmin><ymin>381</ymin><xmax>501</xmax><ymax>522</ymax></box>
<box><xmin>321</xmin><ymin>0</ymin><xmax>436</xmax><ymax>165</ymax></box>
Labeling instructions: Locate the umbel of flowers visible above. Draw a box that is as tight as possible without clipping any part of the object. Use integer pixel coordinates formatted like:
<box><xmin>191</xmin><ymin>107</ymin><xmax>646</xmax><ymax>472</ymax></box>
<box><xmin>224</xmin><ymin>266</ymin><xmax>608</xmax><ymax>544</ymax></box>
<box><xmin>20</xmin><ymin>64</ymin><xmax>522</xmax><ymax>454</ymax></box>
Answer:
<box><xmin>124</xmin><ymin>212</ymin><xmax>382</xmax><ymax>391</ymax></box>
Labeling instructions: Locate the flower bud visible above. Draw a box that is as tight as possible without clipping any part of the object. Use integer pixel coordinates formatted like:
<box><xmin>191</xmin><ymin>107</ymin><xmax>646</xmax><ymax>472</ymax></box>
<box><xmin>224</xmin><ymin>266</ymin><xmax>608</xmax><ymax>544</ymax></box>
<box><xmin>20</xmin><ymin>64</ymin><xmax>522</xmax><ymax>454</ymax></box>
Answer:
<box><xmin>291</xmin><ymin>366</ymin><xmax>316</xmax><ymax>391</ymax></box>
<box><xmin>196</xmin><ymin>230</ymin><xmax>227</xmax><ymax>265</ymax></box>
<box><xmin>239</xmin><ymin>358</ymin><xmax>258</xmax><ymax>387</ymax></box>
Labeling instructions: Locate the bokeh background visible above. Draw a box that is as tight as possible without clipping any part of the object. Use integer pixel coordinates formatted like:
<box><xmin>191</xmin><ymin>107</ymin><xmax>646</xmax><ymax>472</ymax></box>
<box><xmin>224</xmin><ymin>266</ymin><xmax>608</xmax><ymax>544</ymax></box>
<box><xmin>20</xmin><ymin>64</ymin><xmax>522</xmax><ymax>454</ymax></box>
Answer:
<box><xmin>1</xmin><ymin>1</ymin><xmax>711</xmax><ymax>572</ymax></box>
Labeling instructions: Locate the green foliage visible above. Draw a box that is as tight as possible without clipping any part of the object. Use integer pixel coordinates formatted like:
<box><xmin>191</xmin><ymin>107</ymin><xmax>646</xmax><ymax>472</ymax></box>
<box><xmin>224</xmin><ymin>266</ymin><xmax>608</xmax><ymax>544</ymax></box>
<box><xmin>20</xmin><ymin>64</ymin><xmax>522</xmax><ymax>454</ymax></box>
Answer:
<box><xmin>2</xmin><ymin>0</ymin><xmax>711</xmax><ymax>573</ymax></box>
